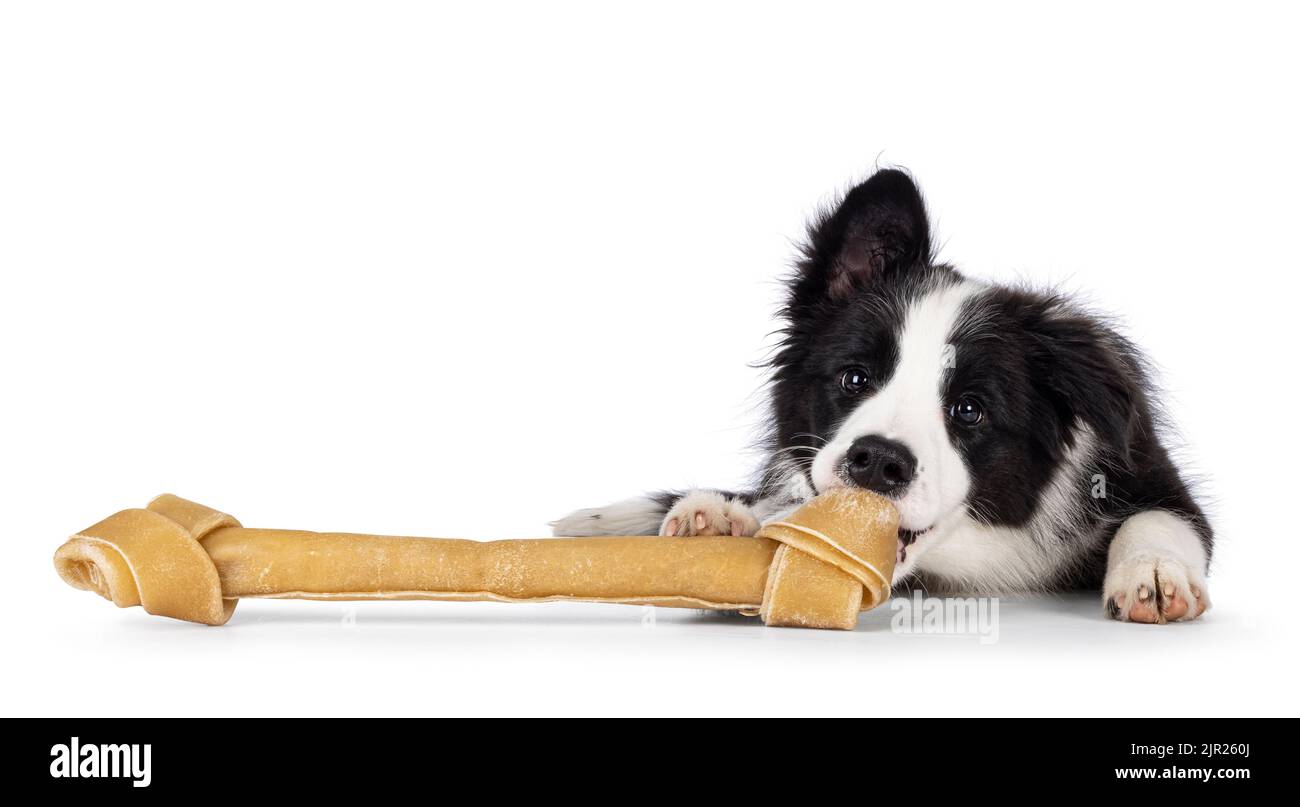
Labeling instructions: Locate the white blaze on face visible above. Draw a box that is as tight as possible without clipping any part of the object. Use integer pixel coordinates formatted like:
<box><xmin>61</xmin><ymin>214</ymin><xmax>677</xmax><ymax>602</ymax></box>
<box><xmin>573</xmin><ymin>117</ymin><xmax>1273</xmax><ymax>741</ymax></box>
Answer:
<box><xmin>811</xmin><ymin>281</ymin><xmax>978</xmax><ymax>532</ymax></box>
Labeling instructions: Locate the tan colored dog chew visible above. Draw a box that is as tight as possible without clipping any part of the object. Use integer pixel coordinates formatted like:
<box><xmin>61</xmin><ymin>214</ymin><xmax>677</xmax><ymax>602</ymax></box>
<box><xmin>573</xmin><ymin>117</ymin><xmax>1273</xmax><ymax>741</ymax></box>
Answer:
<box><xmin>53</xmin><ymin>489</ymin><xmax>898</xmax><ymax>630</ymax></box>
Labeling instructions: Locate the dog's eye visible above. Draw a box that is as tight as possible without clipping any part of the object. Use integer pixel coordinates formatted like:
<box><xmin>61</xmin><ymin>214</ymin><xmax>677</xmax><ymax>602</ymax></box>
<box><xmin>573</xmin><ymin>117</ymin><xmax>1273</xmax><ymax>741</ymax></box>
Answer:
<box><xmin>839</xmin><ymin>366</ymin><xmax>871</xmax><ymax>395</ymax></box>
<box><xmin>949</xmin><ymin>397</ymin><xmax>984</xmax><ymax>426</ymax></box>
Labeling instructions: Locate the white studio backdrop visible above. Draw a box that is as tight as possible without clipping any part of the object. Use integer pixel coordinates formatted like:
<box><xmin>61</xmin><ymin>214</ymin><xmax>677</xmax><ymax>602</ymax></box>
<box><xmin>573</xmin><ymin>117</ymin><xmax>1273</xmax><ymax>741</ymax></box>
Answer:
<box><xmin>1</xmin><ymin>1</ymin><xmax>1296</xmax><ymax>717</ymax></box>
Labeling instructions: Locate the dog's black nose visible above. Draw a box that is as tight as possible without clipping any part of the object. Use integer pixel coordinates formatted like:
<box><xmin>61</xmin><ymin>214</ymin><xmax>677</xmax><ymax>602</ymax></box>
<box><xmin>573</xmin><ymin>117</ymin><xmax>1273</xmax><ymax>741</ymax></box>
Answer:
<box><xmin>846</xmin><ymin>436</ymin><xmax>916</xmax><ymax>495</ymax></box>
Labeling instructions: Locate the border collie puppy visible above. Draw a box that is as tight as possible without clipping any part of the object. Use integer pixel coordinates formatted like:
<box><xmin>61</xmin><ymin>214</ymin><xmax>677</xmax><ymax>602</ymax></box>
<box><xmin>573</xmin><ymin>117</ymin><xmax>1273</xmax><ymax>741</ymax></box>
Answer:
<box><xmin>553</xmin><ymin>169</ymin><xmax>1211</xmax><ymax>623</ymax></box>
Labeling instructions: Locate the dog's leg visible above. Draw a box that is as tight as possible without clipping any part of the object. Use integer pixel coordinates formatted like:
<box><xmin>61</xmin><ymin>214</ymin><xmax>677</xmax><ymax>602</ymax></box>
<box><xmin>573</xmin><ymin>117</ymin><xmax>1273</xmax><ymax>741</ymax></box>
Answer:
<box><xmin>549</xmin><ymin>495</ymin><xmax>671</xmax><ymax>537</ymax></box>
<box><xmin>1103</xmin><ymin>510</ymin><xmax>1211</xmax><ymax>623</ymax></box>
<box><xmin>551</xmin><ymin>489</ymin><xmax>785</xmax><ymax>537</ymax></box>
<box><xmin>552</xmin><ymin>464</ymin><xmax>814</xmax><ymax>538</ymax></box>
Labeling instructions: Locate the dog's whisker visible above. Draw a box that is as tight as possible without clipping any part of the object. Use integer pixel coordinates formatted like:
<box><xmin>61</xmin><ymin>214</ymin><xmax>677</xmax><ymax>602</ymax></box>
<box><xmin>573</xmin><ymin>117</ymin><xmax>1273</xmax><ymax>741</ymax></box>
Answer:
<box><xmin>791</xmin><ymin>432</ymin><xmax>829</xmax><ymax>444</ymax></box>
<box><xmin>772</xmin><ymin>446</ymin><xmax>820</xmax><ymax>456</ymax></box>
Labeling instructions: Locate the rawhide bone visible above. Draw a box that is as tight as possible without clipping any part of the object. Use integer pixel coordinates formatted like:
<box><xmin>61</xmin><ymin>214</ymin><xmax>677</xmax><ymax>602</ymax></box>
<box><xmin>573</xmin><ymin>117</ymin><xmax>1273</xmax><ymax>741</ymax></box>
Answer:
<box><xmin>53</xmin><ymin>488</ymin><xmax>898</xmax><ymax>630</ymax></box>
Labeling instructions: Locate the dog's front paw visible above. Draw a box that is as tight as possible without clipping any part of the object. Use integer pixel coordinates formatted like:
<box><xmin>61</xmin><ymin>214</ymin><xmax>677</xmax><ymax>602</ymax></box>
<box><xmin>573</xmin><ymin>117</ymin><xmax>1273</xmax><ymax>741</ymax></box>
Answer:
<box><xmin>661</xmin><ymin>491</ymin><xmax>759</xmax><ymax>537</ymax></box>
<box><xmin>1104</xmin><ymin>556</ymin><xmax>1210</xmax><ymax>623</ymax></box>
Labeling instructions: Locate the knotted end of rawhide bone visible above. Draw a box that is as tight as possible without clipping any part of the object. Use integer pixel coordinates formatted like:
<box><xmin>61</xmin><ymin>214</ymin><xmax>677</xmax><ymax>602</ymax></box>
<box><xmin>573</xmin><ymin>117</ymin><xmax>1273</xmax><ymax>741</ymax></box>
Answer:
<box><xmin>53</xmin><ymin>495</ymin><xmax>240</xmax><ymax>625</ymax></box>
<box><xmin>756</xmin><ymin>488</ymin><xmax>898</xmax><ymax>629</ymax></box>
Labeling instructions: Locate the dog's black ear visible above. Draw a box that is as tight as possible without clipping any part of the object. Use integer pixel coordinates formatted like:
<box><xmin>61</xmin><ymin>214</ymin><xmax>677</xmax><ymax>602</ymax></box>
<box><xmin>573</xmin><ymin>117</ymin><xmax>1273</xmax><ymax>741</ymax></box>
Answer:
<box><xmin>1031</xmin><ymin>311</ymin><xmax>1142</xmax><ymax>464</ymax></box>
<box><xmin>800</xmin><ymin>169</ymin><xmax>932</xmax><ymax>300</ymax></box>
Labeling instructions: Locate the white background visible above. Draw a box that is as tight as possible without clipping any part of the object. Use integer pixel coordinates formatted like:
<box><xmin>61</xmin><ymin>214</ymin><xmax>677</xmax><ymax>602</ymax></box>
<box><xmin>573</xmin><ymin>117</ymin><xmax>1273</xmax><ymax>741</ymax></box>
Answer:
<box><xmin>2</xmin><ymin>1</ymin><xmax>1296</xmax><ymax>717</ymax></box>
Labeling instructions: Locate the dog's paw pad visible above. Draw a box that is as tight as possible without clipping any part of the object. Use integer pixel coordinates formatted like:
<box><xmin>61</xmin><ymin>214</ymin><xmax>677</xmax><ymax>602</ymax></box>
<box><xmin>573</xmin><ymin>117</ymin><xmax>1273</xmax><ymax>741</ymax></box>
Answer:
<box><xmin>660</xmin><ymin>491</ymin><xmax>759</xmax><ymax>537</ymax></box>
<box><xmin>1104</xmin><ymin>558</ymin><xmax>1209</xmax><ymax>624</ymax></box>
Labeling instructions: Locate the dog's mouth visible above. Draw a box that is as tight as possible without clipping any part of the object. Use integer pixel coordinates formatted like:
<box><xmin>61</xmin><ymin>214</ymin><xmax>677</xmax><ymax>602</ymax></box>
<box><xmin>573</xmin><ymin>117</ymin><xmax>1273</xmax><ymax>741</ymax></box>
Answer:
<box><xmin>897</xmin><ymin>526</ymin><xmax>931</xmax><ymax>564</ymax></box>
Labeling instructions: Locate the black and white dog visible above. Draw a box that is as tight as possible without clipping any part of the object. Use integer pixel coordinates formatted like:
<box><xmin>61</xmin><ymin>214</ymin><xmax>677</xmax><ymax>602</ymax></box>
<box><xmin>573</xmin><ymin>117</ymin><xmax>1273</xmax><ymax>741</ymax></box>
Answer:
<box><xmin>553</xmin><ymin>169</ymin><xmax>1211</xmax><ymax>623</ymax></box>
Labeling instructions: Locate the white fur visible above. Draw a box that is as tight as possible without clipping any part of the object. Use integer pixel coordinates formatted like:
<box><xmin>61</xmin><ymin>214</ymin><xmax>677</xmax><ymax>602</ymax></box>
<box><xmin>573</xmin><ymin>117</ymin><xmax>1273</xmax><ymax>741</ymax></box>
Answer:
<box><xmin>752</xmin><ymin>460</ymin><xmax>816</xmax><ymax>524</ymax></box>
<box><xmin>810</xmin><ymin>280</ymin><xmax>979</xmax><ymax>532</ymax></box>
<box><xmin>549</xmin><ymin>496</ymin><xmax>665</xmax><ymax>536</ymax></box>
<box><xmin>900</xmin><ymin>428</ymin><xmax>1108</xmax><ymax>591</ymax></box>
<box><xmin>1103</xmin><ymin>510</ymin><xmax>1210</xmax><ymax>621</ymax></box>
